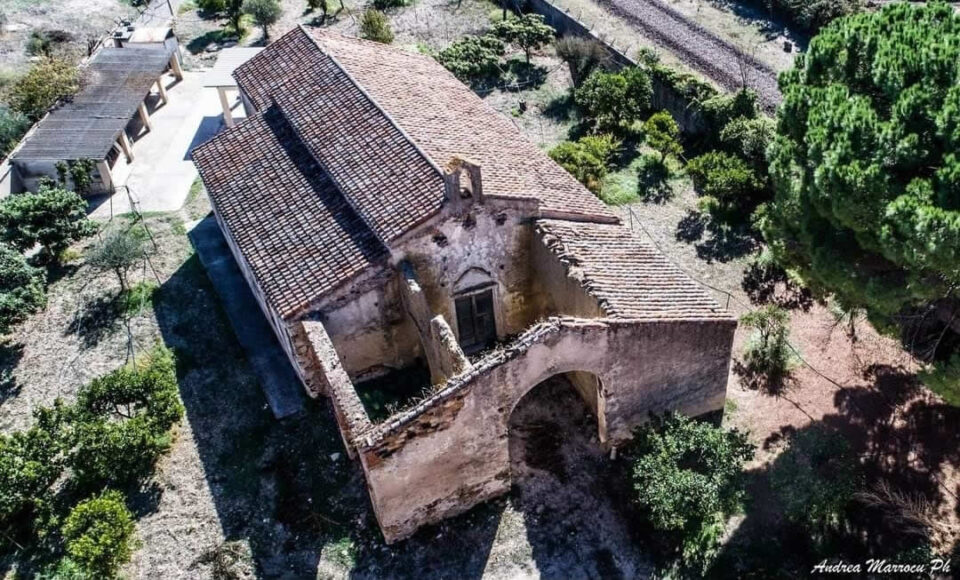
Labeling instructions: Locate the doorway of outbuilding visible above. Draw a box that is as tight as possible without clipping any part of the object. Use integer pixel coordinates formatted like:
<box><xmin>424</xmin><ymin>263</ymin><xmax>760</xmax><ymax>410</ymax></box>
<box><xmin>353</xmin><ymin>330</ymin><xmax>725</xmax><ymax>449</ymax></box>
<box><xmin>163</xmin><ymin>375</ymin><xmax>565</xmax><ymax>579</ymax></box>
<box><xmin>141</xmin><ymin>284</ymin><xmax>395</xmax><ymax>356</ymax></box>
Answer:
<box><xmin>507</xmin><ymin>374</ymin><xmax>652</xmax><ymax>578</ymax></box>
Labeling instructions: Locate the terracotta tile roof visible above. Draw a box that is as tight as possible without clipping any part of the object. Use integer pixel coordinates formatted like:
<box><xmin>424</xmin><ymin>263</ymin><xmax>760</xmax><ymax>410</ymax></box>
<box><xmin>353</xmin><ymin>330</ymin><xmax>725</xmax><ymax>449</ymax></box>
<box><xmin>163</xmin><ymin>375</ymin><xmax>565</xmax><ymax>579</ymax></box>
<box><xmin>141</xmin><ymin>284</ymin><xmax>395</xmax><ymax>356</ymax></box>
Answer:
<box><xmin>233</xmin><ymin>27</ymin><xmax>616</xmax><ymax>231</ymax></box>
<box><xmin>308</xmin><ymin>30</ymin><xmax>616</xmax><ymax>222</ymax></box>
<box><xmin>192</xmin><ymin>106</ymin><xmax>388</xmax><ymax>319</ymax></box>
<box><xmin>273</xmin><ymin>56</ymin><xmax>445</xmax><ymax>242</ymax></box>
<box><xmin>232</xmin><ymin>28</ymin><xmax>321</xmax><ymax>110</ymax></box>
<box><xmin>535</xmin><ymin>220</ymin><xmax>733</xmax><ymax>320</ymax></box>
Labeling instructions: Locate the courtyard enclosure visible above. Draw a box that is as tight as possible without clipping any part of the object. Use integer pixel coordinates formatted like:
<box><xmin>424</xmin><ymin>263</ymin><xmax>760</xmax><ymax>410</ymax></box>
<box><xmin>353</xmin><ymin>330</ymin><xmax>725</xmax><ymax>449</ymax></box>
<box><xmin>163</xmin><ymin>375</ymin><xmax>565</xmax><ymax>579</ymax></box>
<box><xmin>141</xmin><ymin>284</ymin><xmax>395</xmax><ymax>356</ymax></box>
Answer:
<box><xmin>192</xmin><ymin>27</ymin><xmax>735</xmax><ymax>543</ymax></box>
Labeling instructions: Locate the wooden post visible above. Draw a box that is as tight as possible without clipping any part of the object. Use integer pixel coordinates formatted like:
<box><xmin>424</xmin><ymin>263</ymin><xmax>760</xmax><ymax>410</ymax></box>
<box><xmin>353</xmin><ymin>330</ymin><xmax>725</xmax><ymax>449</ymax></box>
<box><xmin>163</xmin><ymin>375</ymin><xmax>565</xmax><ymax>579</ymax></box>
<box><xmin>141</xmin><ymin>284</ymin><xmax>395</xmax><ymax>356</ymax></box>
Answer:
<box><xmin>218</xmin><ymin>87</ymin><xmax>235</xmax><ymax>128</ymax></box>
<box><xmin>156</xmin><ymin>78</ymin><xmax>168</xmax><ymax>105</ymax></box>
<box><xmin>137</xmin><ymin>102</ymin><xmax>152</xmax><ymax>132</ymax></box>
<box><xmin>118</xmin><ymin>132</ymin><xmax>135</xmax><ymax>162</ymax></box>
<box><xmin>169</xmin><ymin>53</ymin><xmax>184</xmax><ymax>81</ymax></box>
<box><xmin>97</xmin><ymin>160</ymin><xmax>113</xmax><ymax>191</ymax></box>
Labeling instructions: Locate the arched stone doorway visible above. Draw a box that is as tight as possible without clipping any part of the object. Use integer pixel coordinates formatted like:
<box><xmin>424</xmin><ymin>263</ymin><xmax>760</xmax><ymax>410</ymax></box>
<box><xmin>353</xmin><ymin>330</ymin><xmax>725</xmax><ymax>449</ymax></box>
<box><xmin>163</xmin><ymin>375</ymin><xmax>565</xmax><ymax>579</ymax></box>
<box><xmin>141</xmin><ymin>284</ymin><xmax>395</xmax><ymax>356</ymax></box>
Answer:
<box><xmin>505</xmin><ymin>372</ymin><xmax>651</xmax><ymax>577</ymax></box>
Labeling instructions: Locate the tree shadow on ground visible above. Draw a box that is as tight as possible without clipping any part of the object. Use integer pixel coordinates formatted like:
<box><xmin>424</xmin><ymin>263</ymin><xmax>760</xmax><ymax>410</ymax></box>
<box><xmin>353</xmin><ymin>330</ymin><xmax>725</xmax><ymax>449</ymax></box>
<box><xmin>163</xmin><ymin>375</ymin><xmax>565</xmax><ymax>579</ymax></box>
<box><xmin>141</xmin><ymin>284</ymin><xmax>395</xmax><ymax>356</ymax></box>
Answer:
<box><xmin>674</xmin><ymin>210</ymin><xmax>759</xmax><ymax>263</ymax></box>
<box><xmin>66</xmin><ymin>293</ymin><xmax>123</xmax><ymax>349</ymax></box>
<box><xmin>503</xmin><ymin>60</ymin><xmax>549</xmax><ymax>91</ymax></box>
<box><xmin>731</xmin><ymin>358</ymin><xmax>797</xmax><ymax>397</ymax></box>
<box><xmin>66</xmin><ymin>293</ymin><xmax>124</xmax><ymax>349</ymax></box>
<box><xmin>637</xmin><ymin>157</ymin><xmax>675</xmax><ymax>204</ymax></box>
<box><xmin>713</xmin><ymin>364</ymin><xmax>960</xmax><ymax>577</ymax></box>
<box><xmin>0</xmin><ymin>342</ymin><xmax>24</xmax><ymax>408</ymax></box>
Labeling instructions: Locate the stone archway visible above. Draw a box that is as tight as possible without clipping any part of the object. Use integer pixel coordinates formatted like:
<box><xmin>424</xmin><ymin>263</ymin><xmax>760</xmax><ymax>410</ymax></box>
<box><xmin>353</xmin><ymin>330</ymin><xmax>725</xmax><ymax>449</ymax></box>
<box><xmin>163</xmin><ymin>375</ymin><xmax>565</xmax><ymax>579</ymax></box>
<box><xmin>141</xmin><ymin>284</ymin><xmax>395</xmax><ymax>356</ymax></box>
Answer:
<box><xmin>505</xmin><ymin>372</ymin><xmax>651</xmax><ymax>577</ymax></box>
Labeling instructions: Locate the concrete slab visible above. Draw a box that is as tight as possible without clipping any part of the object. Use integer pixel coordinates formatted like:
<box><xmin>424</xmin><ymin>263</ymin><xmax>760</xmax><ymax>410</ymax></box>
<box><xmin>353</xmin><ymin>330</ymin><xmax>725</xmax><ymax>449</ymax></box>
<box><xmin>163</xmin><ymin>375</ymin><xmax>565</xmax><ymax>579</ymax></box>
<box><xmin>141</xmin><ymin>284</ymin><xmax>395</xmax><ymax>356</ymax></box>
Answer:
<box><xmin>89</xmin><ymin>71</ymin><xmax>224</xmax><ymax>218</ymax></box>
<box><xmin>189</xmin><ymin>216</ymin><xmax>306</xmax><ymax>419</ymax></box>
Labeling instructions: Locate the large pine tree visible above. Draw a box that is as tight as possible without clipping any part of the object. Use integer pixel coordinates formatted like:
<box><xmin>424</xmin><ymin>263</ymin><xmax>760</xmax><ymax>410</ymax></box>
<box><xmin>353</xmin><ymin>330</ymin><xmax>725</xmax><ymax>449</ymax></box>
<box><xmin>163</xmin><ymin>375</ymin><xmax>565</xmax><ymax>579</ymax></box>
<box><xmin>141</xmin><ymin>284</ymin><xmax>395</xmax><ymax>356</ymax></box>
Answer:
<box><xmin>764</xmin><ymin>2</ymin><xmax>960</xmax><ymax>323</ymax></box>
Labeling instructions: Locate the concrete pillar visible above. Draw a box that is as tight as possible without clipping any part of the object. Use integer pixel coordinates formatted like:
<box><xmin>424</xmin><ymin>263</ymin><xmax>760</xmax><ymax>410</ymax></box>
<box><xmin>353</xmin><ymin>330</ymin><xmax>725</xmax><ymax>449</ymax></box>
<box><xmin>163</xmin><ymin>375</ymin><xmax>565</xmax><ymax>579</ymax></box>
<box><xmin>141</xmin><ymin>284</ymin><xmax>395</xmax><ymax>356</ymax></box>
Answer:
<box><xmin>118</xmin><ymin>132</ymin><xmax>135</xmax><ymax>162</ymax></box>
<box><xmin>169</xmin><ymin>53</ymin><xmax>184</xmax><ymax>81</ymax></box>
<box><xmin>218</xmin><ymin>87</ymin><xmax>235</xmax><ymax>128</ymax></box>
<box><xmin>97</xmin><ymin>160</ymin><xmax>113</xmax><ymax>191</ymax></box>
<box><xmin>137</xmin><ymin>102</ymin><xmax>152</xmax><ymax>132</ymax></box>
<box><xmin>156</xmin><ymin>78</ymin><xmax>168</xmax><ymax>105</ymax></box>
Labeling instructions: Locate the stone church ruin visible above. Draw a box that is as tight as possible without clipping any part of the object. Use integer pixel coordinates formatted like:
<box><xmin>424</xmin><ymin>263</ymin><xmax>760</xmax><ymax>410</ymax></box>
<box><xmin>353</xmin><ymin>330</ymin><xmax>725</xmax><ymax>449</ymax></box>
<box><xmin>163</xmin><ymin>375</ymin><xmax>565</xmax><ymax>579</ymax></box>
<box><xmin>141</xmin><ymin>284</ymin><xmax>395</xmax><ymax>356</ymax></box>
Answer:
<box><xmin>193</xmin><ymin>27</ymin><xmax>736</xmax><ymax>543</ymax></box>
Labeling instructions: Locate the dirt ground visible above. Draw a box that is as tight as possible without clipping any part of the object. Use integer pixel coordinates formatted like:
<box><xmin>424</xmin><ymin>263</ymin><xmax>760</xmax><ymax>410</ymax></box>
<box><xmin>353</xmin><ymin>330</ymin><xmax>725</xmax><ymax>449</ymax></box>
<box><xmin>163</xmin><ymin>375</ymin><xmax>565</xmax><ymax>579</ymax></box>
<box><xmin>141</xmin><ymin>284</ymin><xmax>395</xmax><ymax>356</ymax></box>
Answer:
<box><xmin>0</xmin><ymin>0</ymin><xmax>136</xmax><ymax>85</ymax></box>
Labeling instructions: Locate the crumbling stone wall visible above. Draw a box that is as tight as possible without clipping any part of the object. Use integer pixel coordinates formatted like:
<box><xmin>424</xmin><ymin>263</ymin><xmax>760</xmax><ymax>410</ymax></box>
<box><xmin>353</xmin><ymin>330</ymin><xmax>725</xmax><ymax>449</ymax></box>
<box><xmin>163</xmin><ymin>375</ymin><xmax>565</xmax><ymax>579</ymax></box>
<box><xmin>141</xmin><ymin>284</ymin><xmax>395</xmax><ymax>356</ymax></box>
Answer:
<box><xmin>352</xmin><ymin>316</ymin><xmax>735</xmax><ymax>542</ymax></box>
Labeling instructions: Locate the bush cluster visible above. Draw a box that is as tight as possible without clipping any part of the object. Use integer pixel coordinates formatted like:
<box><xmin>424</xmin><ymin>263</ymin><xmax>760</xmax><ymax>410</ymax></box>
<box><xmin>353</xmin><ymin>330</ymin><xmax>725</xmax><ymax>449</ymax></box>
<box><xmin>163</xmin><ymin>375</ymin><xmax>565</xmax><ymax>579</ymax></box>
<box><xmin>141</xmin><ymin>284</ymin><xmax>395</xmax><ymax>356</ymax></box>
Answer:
<box><xmin>8</xmin><ymin>58</ymin><xmax>79</xmax><ymax>122</ymax></box>
<box><xmin>436</xmin><ymin>35</ymin><xmax>506</xmax><ymax>84</ymax></box>
<box><xmin>0</xmin><ymin>244</ymin><xmax>47</xmax><ymax>334</ymax></box>
<box><xmin>0</xmin><ymin>183</ymin><xmax>98</xmax><ymax>261</ymax></box>
<box><xmin>574</xmin><ymin>67</ymin><xmax>652</xmax><ymax>132</ymax></box>
<box><xmin>0</xmin><ymin>348</ymin><xmax>182</xmax><ymax>577</ymax></box>
<box><xmin>630</xmin><ymin>412</ymin><xmax>755</xmax><ymax>573</ymax></box>
<box><xmin>360</xmin><ymin>9</ymin><xmax>394</xmax><ymax>44</ymax></box>
<box><xmin>686</xmin><ymin>90</ymin><xmax>773</xmax><ymax>224</ymax></box>
<box><xmin>548</xmin><ymin>134</ymin><xmax>620</xmax><ymax>195</ymax></box>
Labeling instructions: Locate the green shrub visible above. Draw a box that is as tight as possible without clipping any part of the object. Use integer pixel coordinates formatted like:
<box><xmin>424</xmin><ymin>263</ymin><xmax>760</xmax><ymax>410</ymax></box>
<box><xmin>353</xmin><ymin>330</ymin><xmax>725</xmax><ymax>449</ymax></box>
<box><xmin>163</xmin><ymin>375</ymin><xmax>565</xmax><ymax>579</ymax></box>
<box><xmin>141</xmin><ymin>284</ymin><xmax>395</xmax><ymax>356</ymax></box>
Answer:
<box><xmin>920</xmin><ymin>354</ymin><xmax>960</xmax><ymax>406</ymax></box>
<box><xmin>55</xmin><ymin>159</ymin><xmax>98</xmax><ymax>194</ymax></box>
<box><xmin>69</xmin><ymin>347</ymin><xmax>184</xmax><ymax>488</ymax></box>
<box><xmin>62</xmin><ymin>490</ymin><xmax>137</xmax><ymax>578</ymax></box>
<box><xmin>548</xmin><ymin>134</ymin><xmax>620</xmax><ymax>195</ymax></box>
<box><xmin>0</xmin><ymin>245</ymin><xmax>46</xmax><ymax>334</ymax></box>
<box><xmin>491</xmin><ymin>13</ymin><xmax>554</xmax><ymax>63</ymax></box>
<box><xmin>0</xmin><ymin>184</ymin><xmax>97</xmax><ymax>261</ymax></box>
<box><xmin>740</xmin><ymin>305</ymin><xmax>795</xmax><ymax>385</ymax></box>
<box><xmin>769</xmin><ymin>426</ymin><xmax>859</xmax><ymax>532</ymax></box>
<box><xmin>686</xmin><ymin>151</ymin><xmax>763</xmax><ymax>214</ymax></box>
<box><xmin>436</xmin><ymin>35</ymin><xmax>505</xmax><ymax>84</ymax></box>
<box><xmin>8</xmin><ymin>58</ymin><xmax>79</xmax><ymax>121</ymax></box>
<box><xmin>574</xmin><ymin>67</ymin><xmax>652</xmax><ymax>131</ymax></box>
<box><xmin>360</xmin><ymin>9</ymin><xmax>394</xmax><ymax>44</ymax></box>
<box><xmin>197</xmin><ymin>0</ymin><xmax>227</xmax><ymax>13</ymax></box>
<box><xmin>719</xmin><ymin>115</ymin><xmax>774</xmax><ymax>170</ymax></box>
<box><xmin>701</xmin><ymin>89</ymin><xmax>758</xmax><ymax>134</ymax></box>
<box><xmin>0</xmin><ymin>106</ymin><xmax>30</xmax><ymax>158</ymax></box>
<box><xmin>643</xmin><ymin>111</ymin><xmax>682</xmax><ymax>163</ymax></box>
<box><xmin>631</xmin><ymin>412</ymin><xmax>755</xmax><ymax>573</ymax></box>
<box><xmin>555</xmin><ymin>36</ymin><xmax>608</xmax><ymax>86</ymax></box>
<box><xmin>119</xmin><ymin>280</ymin><xmax>158</xmax><ymax>317</ymax></box>
<box><xmin>242</xmin><ymin>0</ymin><xmax>281</xmax><ymax>39</ymax></box>
<box><xmin>0</xmin><ymin>403</ymin><xmax>70</xmax><ymax>530</ymax></box>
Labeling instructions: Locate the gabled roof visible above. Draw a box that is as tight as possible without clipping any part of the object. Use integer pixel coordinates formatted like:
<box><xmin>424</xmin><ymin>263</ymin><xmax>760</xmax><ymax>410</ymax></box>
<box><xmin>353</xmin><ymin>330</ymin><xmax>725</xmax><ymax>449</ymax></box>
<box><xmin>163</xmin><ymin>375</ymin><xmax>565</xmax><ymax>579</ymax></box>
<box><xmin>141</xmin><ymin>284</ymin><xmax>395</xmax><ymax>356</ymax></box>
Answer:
<box><xmin>195</xmin><ymin>27</ymin><xmax>620</xmax><ymax>321</ymax></box>
<box><xmin>192</xmin><ymin>106</ymin><xmax>388</xmax><ymax>319</ymax></box>
<box><xmin>536</xmin><ymin>220</ymin><xmax>732</xmax><ymax>320</ymax></box>
<box><xmin>233</xmin><ymin>27</ymin><xmax>616</xmax><ymax>229</ymax></box>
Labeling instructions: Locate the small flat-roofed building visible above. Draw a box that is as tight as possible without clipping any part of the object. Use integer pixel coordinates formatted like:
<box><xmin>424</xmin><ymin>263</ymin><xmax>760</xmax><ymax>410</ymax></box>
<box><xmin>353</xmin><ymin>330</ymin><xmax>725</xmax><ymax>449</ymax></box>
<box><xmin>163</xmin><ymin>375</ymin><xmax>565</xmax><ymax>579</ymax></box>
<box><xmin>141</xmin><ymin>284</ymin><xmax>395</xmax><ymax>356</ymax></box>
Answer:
<box><xmin>192</xmin><ymin>27</ymin><xmax>737</xmax><ymax>543</ymax></box>
<box><xmin>10</xmin><ymin>42</ymin><xmax>182</xmax><ymax>193</ymax></box>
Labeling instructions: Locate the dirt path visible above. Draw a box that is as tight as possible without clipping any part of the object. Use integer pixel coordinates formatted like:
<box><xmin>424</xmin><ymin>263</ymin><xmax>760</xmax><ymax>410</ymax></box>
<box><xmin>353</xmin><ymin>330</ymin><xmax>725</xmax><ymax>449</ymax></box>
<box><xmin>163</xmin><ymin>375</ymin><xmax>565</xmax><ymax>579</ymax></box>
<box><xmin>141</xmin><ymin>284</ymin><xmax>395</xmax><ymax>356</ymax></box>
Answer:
<box><xmin>594</xmin><ymin>0</ymin><xmax>782</xmax><ymax>110</ymax></box>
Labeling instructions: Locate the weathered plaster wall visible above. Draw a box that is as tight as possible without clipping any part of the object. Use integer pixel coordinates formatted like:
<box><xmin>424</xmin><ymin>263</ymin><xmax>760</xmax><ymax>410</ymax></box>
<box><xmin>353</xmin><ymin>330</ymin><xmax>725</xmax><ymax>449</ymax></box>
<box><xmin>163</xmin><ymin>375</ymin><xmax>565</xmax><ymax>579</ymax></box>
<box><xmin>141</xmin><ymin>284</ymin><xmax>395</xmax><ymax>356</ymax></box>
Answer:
<box><xmin>354</xmin><ymin>316</ymin><xmax>736</xmax><ymax>542</ymax></box>
<box><xmin>528</xmin><ymin>230</ymin><xmax>604</xmax><ymax>319</ymax></box>
<box><xmin>397</xmin><ymin>204</ymin><xmax>540</xmax><ymax>340</ymax></box>
<box><xmin>315</xmin><ymin>279</ymin><xmax>421</xmax><ymax>380</ymax></box>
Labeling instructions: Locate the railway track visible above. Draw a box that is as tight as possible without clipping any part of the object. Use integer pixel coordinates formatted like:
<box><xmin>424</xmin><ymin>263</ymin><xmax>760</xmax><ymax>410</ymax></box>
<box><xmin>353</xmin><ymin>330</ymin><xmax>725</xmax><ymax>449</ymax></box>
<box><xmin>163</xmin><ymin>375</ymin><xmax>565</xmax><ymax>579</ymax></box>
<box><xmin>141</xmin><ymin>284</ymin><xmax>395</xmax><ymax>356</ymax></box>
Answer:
<box><xmin>595</xmin><ymin>0</ymin><xmax>783</xmax><ymax>111</ymax></box>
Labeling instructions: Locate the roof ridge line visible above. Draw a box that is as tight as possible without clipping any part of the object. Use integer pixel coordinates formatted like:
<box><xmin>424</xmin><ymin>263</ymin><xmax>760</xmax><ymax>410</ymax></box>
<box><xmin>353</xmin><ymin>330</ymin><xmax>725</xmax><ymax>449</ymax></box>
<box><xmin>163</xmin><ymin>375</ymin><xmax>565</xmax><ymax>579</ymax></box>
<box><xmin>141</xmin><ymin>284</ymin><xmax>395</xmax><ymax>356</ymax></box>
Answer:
<box><xmin>299</xmin><ymin>25</ymin><xmax>446</xmax><ymax>182</ymax></box>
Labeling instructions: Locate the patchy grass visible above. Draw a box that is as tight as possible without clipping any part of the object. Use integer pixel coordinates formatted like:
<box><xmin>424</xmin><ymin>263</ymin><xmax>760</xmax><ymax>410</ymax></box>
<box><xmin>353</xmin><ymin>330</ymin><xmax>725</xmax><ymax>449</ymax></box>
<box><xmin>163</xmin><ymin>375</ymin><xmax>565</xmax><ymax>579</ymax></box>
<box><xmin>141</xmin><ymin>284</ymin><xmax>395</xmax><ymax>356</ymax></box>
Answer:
<box><xmin>119</xmin><ymin>280</ymin><xmax>159</xmax><ymax>317</ymax></box>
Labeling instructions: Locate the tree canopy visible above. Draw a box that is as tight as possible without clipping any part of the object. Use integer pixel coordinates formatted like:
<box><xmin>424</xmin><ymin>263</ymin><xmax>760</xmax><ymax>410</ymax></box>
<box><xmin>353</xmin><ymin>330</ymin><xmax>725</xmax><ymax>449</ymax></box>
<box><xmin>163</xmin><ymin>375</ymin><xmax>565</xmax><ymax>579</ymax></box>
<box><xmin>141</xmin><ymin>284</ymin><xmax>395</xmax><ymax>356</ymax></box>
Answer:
<box><xmin>764</xmin><ymin>2</ymin><xmax>960</xmax><ymax>319</ymax></box>
<box><xmin>0</xmin><ymin>184</ymin><xmax>97</xmax><ymax>261</ymax></box>
<box><xmin>491</xmin><ymin>13</ymin><xmax>554</xmax><ymax>63</ymax></box>
<box><xmin>0</xmin><ymin>244</ymin><xmax>46</xmax><ymax>334</ymax></box>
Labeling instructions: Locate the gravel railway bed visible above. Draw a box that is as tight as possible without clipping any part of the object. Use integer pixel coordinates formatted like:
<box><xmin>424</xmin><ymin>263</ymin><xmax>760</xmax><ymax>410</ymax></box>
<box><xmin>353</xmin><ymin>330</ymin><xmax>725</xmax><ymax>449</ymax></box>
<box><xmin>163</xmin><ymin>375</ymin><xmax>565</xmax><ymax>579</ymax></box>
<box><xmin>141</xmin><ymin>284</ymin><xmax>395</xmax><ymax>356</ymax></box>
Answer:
<box><xmin>595</xmin><ymin>0</ymin><xmax>783</xmax><ymax>111</ymax></box>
